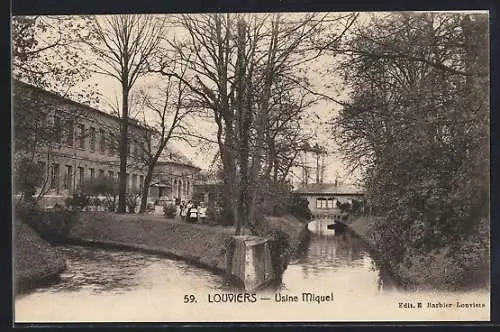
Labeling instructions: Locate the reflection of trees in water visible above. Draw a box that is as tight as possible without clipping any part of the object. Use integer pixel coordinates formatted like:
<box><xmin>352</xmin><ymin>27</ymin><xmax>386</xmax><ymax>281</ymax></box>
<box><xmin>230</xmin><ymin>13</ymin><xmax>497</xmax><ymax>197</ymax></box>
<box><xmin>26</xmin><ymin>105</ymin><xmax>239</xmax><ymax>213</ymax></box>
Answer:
<box><xmin>299</xmin><ymin>231</ymin><xmax>367</xmax><ymax>277</ymax></box>
<box><xmin>369</xmin><ymin>253</ymin><xmax>396</xmax><ymax>292</ymax></box>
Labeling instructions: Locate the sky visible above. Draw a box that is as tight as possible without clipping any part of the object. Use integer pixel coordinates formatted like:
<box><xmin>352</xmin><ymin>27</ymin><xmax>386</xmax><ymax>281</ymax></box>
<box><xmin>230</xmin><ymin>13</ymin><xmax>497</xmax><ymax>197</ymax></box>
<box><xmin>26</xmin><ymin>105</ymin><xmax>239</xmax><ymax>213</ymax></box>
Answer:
<box><xmin>67</xmin><ymin>12</ymin><xmax>361</xmax><ymax>186</ymax></box>
<box><xmin>66</xmin><ymin>10</ymin><xmax>486</xmax><ymax>186</ymax></box>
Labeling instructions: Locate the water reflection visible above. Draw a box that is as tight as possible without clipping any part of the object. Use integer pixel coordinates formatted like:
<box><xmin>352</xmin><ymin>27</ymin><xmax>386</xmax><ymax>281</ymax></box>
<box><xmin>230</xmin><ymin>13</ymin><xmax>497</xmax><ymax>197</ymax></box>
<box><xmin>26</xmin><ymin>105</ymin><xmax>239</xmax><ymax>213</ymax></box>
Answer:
<box><xmin>15</xmin><ymin>231</ymin><xmax>489</xmax><ymax>321</ymax></box>
<box><xmin>280</xmin><ymin>226</ymin><xmax>395</xmax><ymax>294</ymax></box>
<box><xmin>34</xmin><ymin>246</ymin><xmax>230</xmax><ymax>296</ymax></box>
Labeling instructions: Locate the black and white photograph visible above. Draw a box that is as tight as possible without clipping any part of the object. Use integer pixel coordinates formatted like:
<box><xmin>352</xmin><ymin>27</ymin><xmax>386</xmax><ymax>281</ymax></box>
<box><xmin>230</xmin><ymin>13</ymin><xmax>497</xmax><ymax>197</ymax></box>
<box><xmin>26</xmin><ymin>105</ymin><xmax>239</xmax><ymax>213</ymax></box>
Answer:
<box><xmin>12</xmin><ymin>10</ymin><xmax>490</xmax><ymax>322</ymax></box>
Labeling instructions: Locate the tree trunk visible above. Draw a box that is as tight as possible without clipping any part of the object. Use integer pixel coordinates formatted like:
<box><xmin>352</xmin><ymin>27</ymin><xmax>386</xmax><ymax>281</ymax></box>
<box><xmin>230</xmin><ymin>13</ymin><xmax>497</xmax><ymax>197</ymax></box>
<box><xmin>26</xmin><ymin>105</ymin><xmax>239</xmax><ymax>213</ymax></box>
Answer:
<box><xmin>221</xmin><ymin>139</ymin><xmax>238</xmax><ymax>228</ymax></box>
<box><xmin>117</xmin><ymin>85</ymin><xmax>129</xmax><ymax>213</ymax></box>
<box><xmin>139</xmin><ymin>165</ymin><xmax>154</xmax><ymax>213</ymax></box>
<box><xmin>235</xmin><ymin>19</ymin><xmax>249</xmax><ymax>236</ymax></box>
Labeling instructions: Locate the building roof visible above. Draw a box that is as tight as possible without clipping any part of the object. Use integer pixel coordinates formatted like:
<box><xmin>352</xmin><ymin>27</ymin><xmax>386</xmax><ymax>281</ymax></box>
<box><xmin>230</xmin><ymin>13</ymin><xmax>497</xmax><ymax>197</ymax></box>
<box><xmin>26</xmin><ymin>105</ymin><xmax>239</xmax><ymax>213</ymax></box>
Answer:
<box><xmin>13</xmin><ymin>79</ymin><xmax>148</xmax><ymax>131</ymax></box>
<box><xmin>157</xmin><ymin>145</ymin><xmax>201</xmax><ymax>170</ymax></box>
<box><xmin>294</xmin><ymin>183</ymin><xmax>365</xmax><ymax>195</ymax></box>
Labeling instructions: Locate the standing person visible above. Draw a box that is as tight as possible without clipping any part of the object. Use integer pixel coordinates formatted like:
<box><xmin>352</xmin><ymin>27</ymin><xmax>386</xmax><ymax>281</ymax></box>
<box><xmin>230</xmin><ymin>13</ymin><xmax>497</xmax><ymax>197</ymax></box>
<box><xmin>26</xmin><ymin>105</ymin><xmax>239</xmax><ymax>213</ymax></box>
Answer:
<box><xmin>180</xmin><ymin>200</ymin><xmax>187</xmax><ymax>221</ymax></box>
<box><xmin>185</xmin><ymin>200</ymin><xmax>193</xmax><ymax>222</ymax></box>
<box><xmin>189</xmin><ymin>202</ymin><xmax>198</xmax><ymax>223</ymax></box>
<box><xmin>198</xmin><ymin>201</ymin><xmax>207</xmax><ymax>224</ymax></box>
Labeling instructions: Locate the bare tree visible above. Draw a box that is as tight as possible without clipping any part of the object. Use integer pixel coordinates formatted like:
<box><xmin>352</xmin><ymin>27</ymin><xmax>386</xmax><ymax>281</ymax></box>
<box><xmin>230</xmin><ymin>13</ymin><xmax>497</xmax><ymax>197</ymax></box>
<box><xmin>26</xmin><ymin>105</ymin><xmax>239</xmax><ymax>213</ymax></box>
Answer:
<box><xmin>150</xmin><ymin>13</ymin><xmax>356</xmax><ymax>233</ymax></box>
<box><xmin>85</xmin><ymin>15</ymin><xmax>167</xmax><ymax>212</ymax></box>
<box><xmin>134</xmin><ymin>62</ymin><xmax>197</xmax><ymax>212</ymax></box>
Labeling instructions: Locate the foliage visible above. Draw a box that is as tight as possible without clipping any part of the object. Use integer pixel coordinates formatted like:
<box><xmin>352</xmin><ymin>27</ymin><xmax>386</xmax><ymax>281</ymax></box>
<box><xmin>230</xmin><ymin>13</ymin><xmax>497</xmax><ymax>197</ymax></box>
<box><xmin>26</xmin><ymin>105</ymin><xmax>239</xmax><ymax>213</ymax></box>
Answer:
<box><xmin>64</xmin><ymin>192</ymin><xmax>91</xmax><ymax>211</ymax></box>
<box><xmin>283</xmin><ymin>194</ymin><xmax>312</xmax><ymax>221</ymax></box>
<box><xmin>267</xmin><ymin>229</ymin><xmax>292</xmax><ymax>281</ymax></box>
<box><xmin>336</xmin><ymin>13</ymin><xmax>489</xmax><ymax>289</ymax></box>
<box><xmin>15</xmin><ymin>200</ymin><xmax>78</xmax><ymax>241</ymax></box>
<box><xmin>79</xmin><ymin>176</ymin><xmax>119</xmax><ymax>211</ymax></box>
<box><xmin>152</xmin><ymin>13</ymin><xmax>357</xmax><ymax>234</ymax></box>
<box><xmin>13</xmin><ymin>156</ymin><xmax>45</xmax><ymax>198</ymax></box>
<box><xmin>163</xmin><ymin>204</ymin><xmax>177</xmax><ymax>218</ymax></box>
<box><xmin>125</xmin><ymin>193</ymin><xmax>141</xmax><ymax>214</ymax></box>
<box><xmin>11</xmin><ymin>16</ymin><xmax>98</xmax><ymax>103</ymax></box>
<box><xmin>251</xmin><ymin>178</ymin><xmax>312</xmax><ymax>221</ymax></box>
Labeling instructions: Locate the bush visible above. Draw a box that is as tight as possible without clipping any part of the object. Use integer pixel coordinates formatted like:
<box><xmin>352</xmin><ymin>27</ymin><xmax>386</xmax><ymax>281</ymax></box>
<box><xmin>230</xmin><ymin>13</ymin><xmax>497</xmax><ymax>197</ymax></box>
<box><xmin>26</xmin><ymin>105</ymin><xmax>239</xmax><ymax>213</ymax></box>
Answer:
<box><xmin>163</xmin><ymin>204</ymin><xmax>177</xmax><ymax>218</ymax></box>
<box><xmin>125</xmin><ymin>194</ymin><xmax>139</xmax><ymax>214</ymax></box>
<box><xmin>14</xmin><ymin>200</ymin><xmax>78</xmax><ymax>242</ymax></box>
<box><xmin>14</xmin><ymin>156</ymin><xmax>45</xmax><ymax>199</ymax></box>
<box><xmin>267</xmin><ymin>229</ymin><xmax>292</xmax><ymax>282</ymax></box>
<box><xmin>64</xmin><ymin>192</ymin><xmax>91</xmax><ymax>211</ymax></box>
<box><xmin>284</xmin><ymin>194</ymin><xmax>312</xmax><ymax>221</ymax></box>
<box><xmin>80</xmin><ymin>176</ymin><xmax>118</xmax><ymax>211</ymax></box>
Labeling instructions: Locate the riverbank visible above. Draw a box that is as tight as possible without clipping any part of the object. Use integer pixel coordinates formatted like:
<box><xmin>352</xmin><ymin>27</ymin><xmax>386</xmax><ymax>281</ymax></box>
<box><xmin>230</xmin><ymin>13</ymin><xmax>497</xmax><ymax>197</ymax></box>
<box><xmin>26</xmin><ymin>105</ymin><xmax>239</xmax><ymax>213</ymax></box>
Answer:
<box><xmin>15</xmin><ymin>221</ymin><xmax>66</xmax><ymax>294</ymax></box>
<box><xmin>344</xmin><ymin>215</ymin><xmax>490</xmax><ymax>291</ymax></box>
<box><xmin>260</xmin><ymin>215</ymin><xmax>310</xmax><ymax>254</ymax></box>
<box><xmin>341</xmin><ymin>215</ymin><xmax>406</xmax><ymax>288</ymax></box>
<box><xmin>66</xmin><ymin>213</ymin><xmax>233</xmax><ymax>274</ymax></box>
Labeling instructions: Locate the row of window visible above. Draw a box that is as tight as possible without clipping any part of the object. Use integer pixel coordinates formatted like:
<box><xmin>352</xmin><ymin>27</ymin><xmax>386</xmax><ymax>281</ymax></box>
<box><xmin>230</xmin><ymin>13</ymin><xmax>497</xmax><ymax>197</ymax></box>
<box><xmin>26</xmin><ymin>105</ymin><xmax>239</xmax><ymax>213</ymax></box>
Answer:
<box><xmin>316</xmin><ymin>198</ymin><xmax>338</xmax><ymax>209</ymax></box>
<box><xmin>42</xmin><ymin>161</ymin><xmax>144</xmax><ymax>194</ymax></box>
<box><xmin>51</xmin><ymin>115</ymin><xmax>145</xmax><ymax>159</ymax></box>
<box><xmin>315</xmin><ymin>198</ymin><xmax>355</xmax><ymax>209</ymax></box>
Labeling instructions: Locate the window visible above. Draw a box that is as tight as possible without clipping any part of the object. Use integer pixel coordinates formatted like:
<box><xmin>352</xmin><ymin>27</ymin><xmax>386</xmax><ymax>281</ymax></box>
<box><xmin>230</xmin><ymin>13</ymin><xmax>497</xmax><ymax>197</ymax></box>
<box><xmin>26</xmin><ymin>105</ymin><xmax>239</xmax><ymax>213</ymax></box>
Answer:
<box><xmin>99</xmin><ymin>129</ymin><xmax>105</xmax><ymax>153</ymax></box>
<box><xmin>99</xmin><ymin>169</ymin><xmax>105</xmax><ymax>177</ymax></box>
<box><xmin>77</xmin><ymin>124</ymin><xmax>85</xmax><ymax>149</ymax></box>
<box><xmin>327</xmin><ymin>198</ymin><xmax>336</xmax><ymax>209</ymax></box>
<box><xmin>89</xmin><ymin>168</ymin><xmax>95</xmax><ymax>180</ymax></box>
<box><xmin>50</xmin><ymin>164</ymin><xmax>60</xmax><ymax>193</ymax></box>
<box><xmin>128</xmin><ymin>141</ymin><xmax>132</xmax><ymax>156</ymax></box>
<box><xmin>108</xmin><ymin>170</ymin><xmax>114</xmax><ymax>178</ymax></box>
<box><xmin>54</xmin><ymin>116</ymin><xmax>62</xmax><ymax>143</ymax></box>
<box><xmin>89</xmin><ymin>127</ymin><xmax>96</xmax><ymax>151</ymax></box>
<box><xmin>65</xmin><ymin>119</ymin><xmax>74</xmax><ymax>146</ymax></box>
<box><xmin>139</xmin><ymin>175</ymin><xmax>144</xmax><ymax>190</ymax></box>
<box><xmin>126</xmin><ymin>173</ymin><xmax>130</xmax><ymax>191</ymax></box>
<box><xmin>78</xmin><ymin>167</ymin><xmax>84</xmax><ymax>187</ymax></box>
<box><xmin>64</xmin><ymin>165</ymin><xmax>73</xmax><ymax>190</ymax></box>
<box><xmin>316</xmin><ymin>198</ymin><xmax>327</xmax><ymax>209</ymax></box>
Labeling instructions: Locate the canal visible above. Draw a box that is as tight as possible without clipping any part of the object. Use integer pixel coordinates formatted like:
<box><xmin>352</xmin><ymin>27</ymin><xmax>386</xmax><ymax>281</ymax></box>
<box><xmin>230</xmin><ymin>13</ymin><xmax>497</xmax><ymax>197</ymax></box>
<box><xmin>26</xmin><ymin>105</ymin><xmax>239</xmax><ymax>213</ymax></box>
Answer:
<box><xmin>14</xmin><ymin>223</ymin><xmax>489</xmax><ymax>322</ymax></box>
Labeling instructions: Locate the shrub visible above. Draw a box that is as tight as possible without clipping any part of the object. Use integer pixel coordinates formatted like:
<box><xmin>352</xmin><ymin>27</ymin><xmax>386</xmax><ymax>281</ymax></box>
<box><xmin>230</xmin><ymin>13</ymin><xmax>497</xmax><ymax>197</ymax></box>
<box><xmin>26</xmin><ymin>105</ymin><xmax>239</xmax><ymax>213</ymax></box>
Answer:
<box><xmin>125</xmin><ymin>193</ymin><xmax>140</xmax><ymax>214</ymax></box>
<box><xmin>284</xmin><ymin>194</ymin><xmax>312</xmax><ymax>221</ymax></box>
<box><xmin>14</xmin><ymin>156</ymin><xmax>45</xmax><ymax>199</ymax></box>
<box><xmin>267</xmin><ymin>229</ymin><xmax>292</xmax><ymax>281</ymax></box>
<box><xmin>14</xmin><ymin>200</ymin><xmax>78</xmax><ymax>242</ymax></box>
<box><xmin>80</xmin><ymin>176</ymin><xmax>118</xmax><ymax>211</ymax></box>
<box><xmin>64</xmin><ymin>192</ymin><xmax>91</xmax><ymax>211</ymax></box>
<box><xmin>163</xmin><ymin>204</ymin><xmax>177</xmax><ymax>218</ymax></box>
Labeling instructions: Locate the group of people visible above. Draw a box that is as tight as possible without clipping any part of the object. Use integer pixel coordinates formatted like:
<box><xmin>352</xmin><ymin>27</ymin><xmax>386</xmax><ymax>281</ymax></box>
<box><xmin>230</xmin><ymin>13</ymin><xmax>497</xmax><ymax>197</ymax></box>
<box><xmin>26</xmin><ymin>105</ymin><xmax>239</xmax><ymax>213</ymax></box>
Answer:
<box><xmin>179</xmin><ymin>200</ymin><xmax>207</xmax><ymax>224</ymax></box>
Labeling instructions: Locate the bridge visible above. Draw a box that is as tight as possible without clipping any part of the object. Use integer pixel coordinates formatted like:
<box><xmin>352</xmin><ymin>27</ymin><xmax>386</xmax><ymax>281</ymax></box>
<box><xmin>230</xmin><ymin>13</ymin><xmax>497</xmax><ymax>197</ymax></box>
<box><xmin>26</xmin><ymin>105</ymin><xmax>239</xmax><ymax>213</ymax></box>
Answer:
<box><xmin>307</xmin><ymin>213</ymin><xmax>350</xmax><ymax>236</ymax></box>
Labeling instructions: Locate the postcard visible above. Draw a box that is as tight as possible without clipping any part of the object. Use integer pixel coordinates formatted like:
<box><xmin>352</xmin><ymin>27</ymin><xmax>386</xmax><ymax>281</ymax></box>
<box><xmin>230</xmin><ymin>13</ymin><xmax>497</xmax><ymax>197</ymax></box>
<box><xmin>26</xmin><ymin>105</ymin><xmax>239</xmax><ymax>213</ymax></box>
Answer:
<box><xmin>13</xmin><ymin>10</ymin><xmax>490</xmax><ymax>323</ymax></box>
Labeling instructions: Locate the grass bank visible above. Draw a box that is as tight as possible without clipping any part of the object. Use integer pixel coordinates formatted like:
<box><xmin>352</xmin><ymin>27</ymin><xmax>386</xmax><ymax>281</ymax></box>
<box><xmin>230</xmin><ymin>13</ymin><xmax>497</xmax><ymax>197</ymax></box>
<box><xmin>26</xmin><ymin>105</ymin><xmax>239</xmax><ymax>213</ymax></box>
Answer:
<box><xmin>15</xmin><ymin>221</ymin><xmax>66</xmax><ymax>295</ymax></box>
<box><xmin>66</xmin><ymin>213</ymin><xmax>310</xmax><ymax>283</ymax></box>
<box><xmin>66</xmin><ymin>212</ymin><xmax>234</xmax><ymax>273</ymax></box>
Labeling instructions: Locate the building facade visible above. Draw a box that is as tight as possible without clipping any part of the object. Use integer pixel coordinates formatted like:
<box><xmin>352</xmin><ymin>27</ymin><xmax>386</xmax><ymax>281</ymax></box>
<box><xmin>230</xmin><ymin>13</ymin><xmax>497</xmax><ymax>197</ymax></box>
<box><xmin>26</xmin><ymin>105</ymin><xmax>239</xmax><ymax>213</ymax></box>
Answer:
<box><xmin>13</xmin><ymin>80</ymin><xmax>199</xmax><ymax>208</ymax></box>
<box><xmin>293</xmin><ymin>183</ymin><xmax>365</xmax><ymax>218</ymax></box>
<box><xmin>148</xmin><ymin>151</ymin><xmax>201</xmax><ymax>205</ymax></box>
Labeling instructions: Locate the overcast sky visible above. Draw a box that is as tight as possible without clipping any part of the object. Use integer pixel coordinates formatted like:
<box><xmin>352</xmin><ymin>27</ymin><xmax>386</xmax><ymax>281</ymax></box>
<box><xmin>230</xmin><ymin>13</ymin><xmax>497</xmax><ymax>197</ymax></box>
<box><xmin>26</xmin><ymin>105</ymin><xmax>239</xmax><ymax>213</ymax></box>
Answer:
<box><xmin>68</xmin><ymin>11</ymin><xmax>485</xmax><ymax>186</ymax></box>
